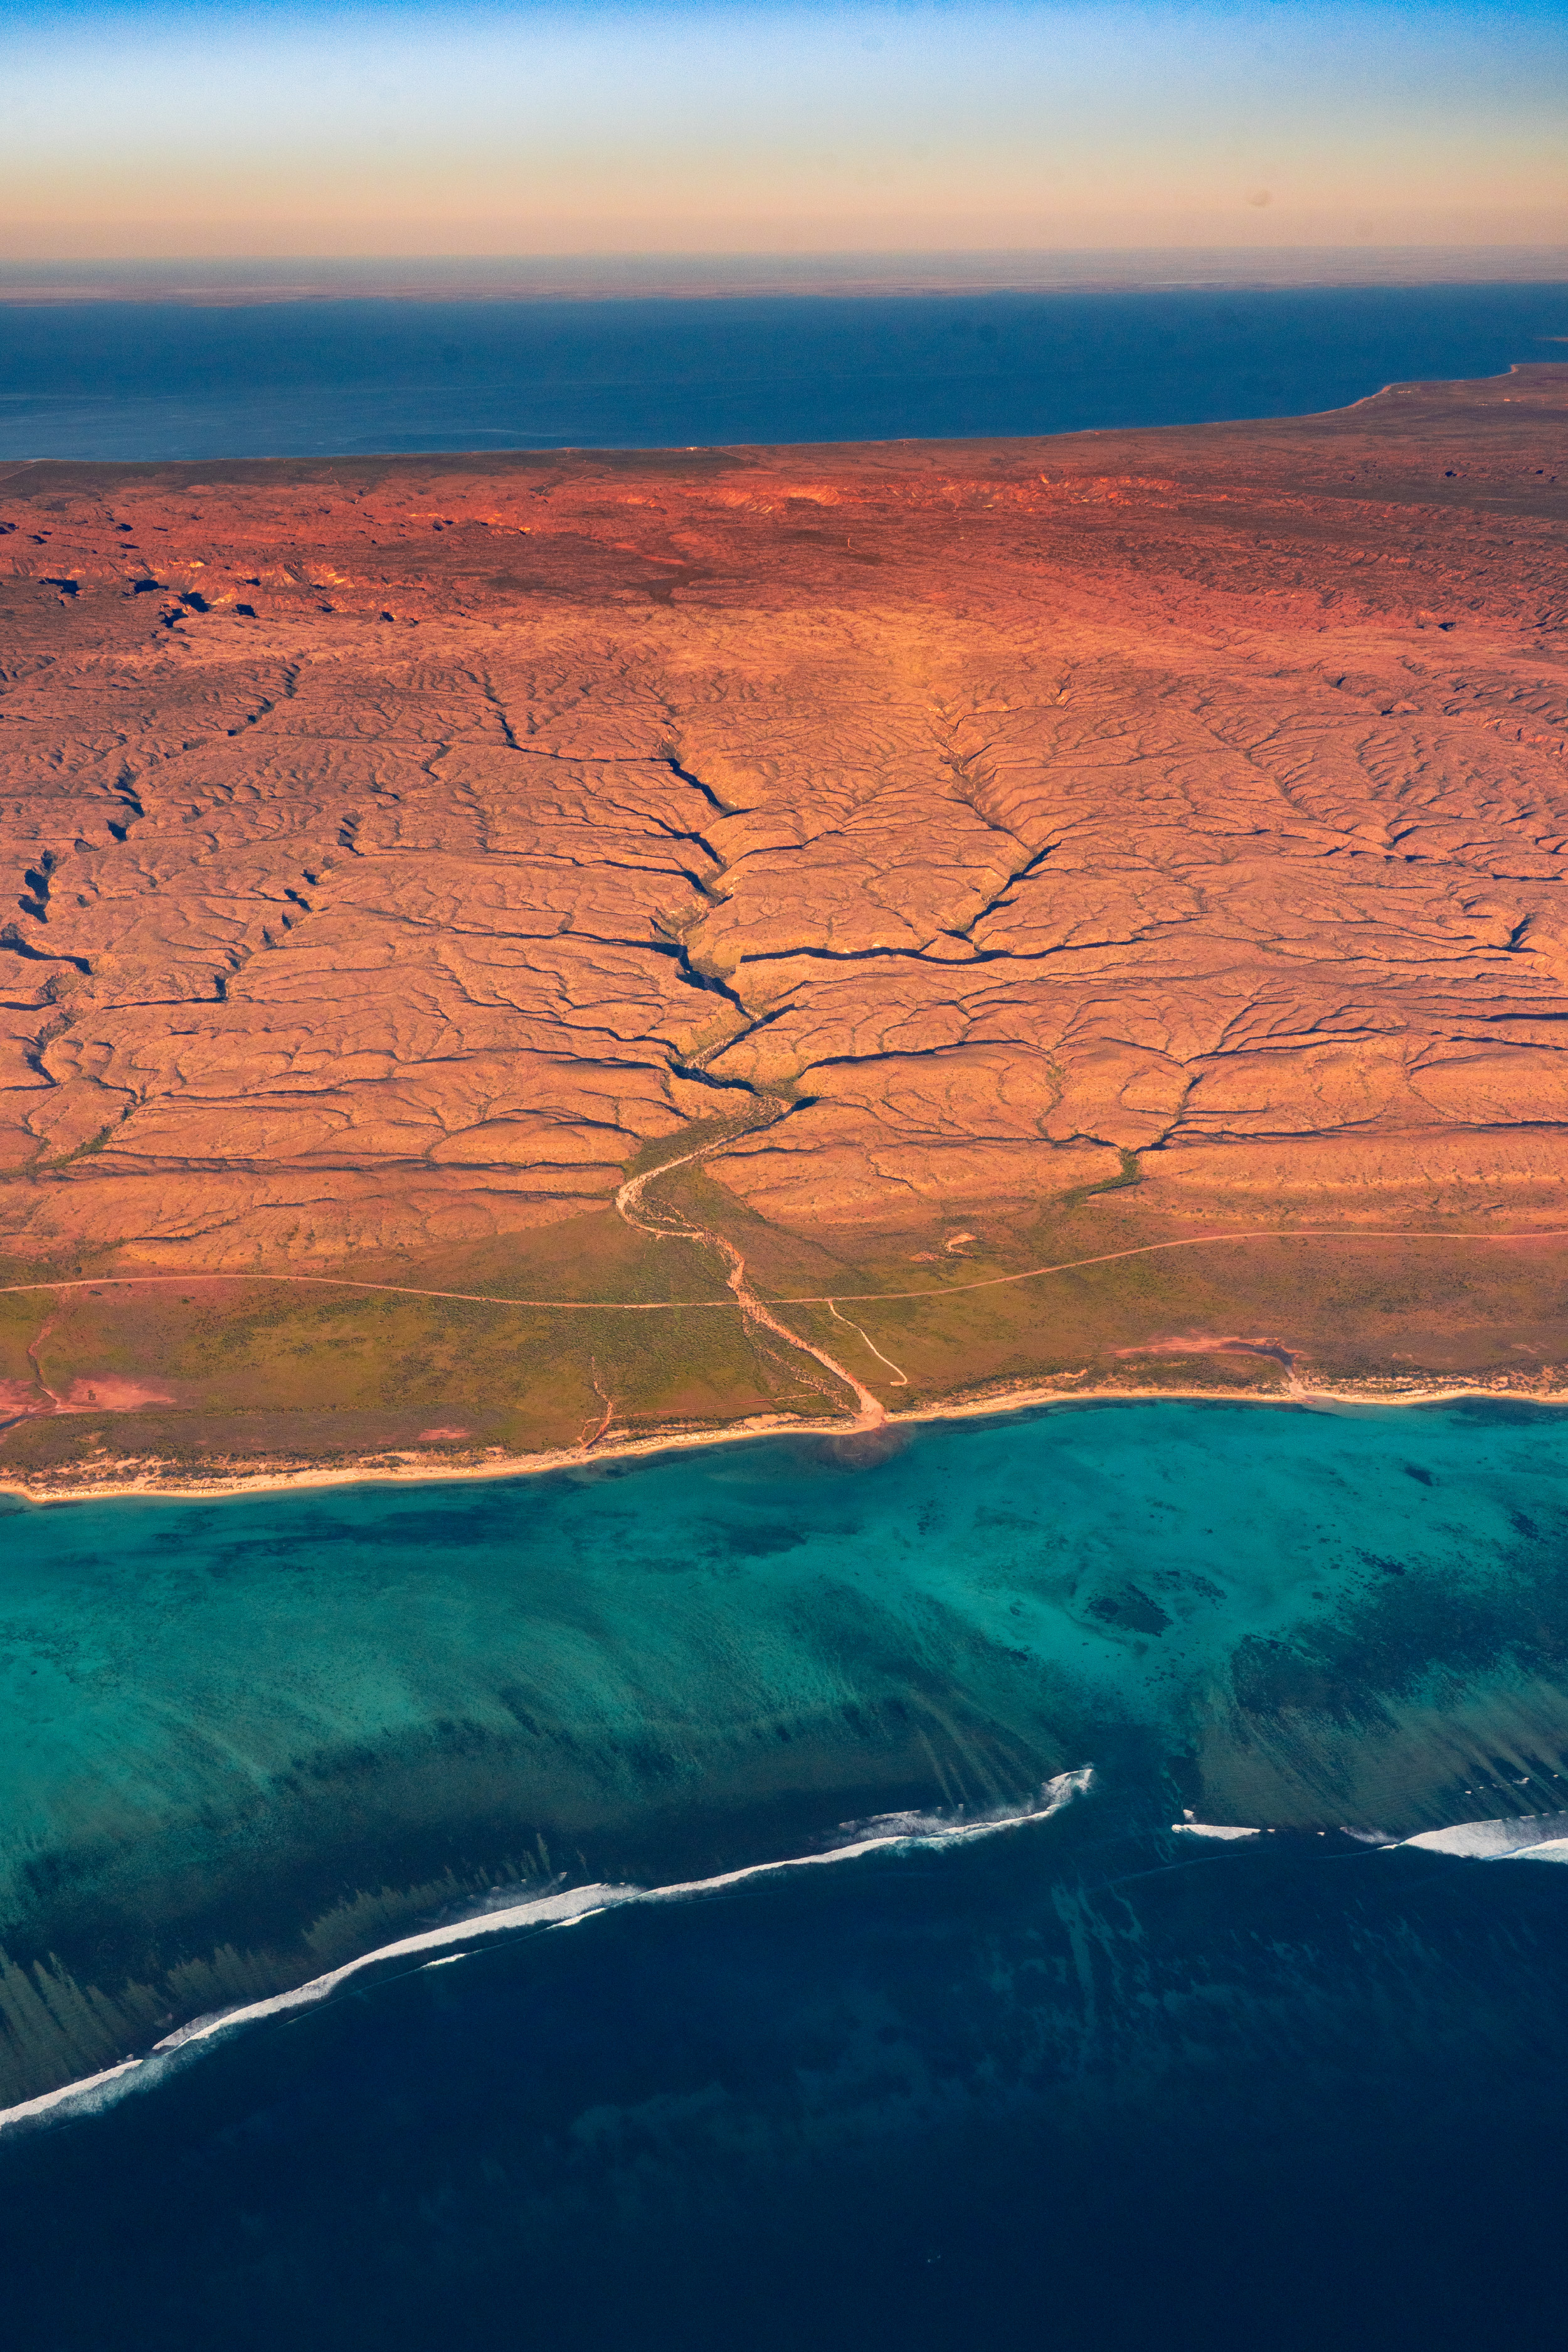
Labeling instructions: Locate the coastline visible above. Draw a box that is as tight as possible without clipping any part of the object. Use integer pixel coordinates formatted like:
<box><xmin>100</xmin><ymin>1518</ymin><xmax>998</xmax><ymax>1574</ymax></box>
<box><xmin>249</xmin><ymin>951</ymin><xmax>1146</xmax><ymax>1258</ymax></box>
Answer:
<box><xmin>8</xmin><ymin>1368</ymin><xmax>1567</xmax><ymax>1508</ymax></box>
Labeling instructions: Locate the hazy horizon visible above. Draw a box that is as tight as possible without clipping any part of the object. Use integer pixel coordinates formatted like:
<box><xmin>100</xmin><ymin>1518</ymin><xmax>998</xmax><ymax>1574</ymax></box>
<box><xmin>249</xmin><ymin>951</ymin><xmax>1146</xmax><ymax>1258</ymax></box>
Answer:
<box><xmin>3</xmin><ymin>245</ymin><xmax>1565</xmax><ymax>307</ymax></box>
<box><xmin>4</xmin><ymin>1</ymin><xmax>1564</xmax><ymax>263</ymax></box>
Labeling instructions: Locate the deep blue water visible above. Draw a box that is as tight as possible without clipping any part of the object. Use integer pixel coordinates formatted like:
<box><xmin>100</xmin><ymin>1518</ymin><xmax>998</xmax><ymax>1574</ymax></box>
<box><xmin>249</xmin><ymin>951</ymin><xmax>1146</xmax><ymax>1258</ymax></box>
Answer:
<box><xmin>4</xmin><ymin>1799</ymin><xmax>1567</xmax><ymax>2351</ymax></box>
<box><xmin>2</xmin><ymin>1400</ymin><xmax>1567</xmax><ymax>2346</ymax></box>
<box><xmin>1</xmin><ymin>282</ymin><xmax>1565</xmax><ymax>458</ymax></box>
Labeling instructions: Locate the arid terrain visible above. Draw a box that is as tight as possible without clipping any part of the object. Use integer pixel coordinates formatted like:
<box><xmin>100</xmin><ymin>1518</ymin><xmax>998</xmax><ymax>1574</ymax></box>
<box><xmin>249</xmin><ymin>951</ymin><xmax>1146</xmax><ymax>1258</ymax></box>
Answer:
<box><xmin>1</xmin><ymin>363</ymin><xmax>1566</xmax><ymax>1485</ymax></box>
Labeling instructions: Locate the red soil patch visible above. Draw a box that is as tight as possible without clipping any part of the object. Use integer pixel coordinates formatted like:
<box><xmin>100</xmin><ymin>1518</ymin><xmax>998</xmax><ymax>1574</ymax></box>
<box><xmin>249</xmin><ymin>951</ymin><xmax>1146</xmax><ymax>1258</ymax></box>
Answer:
<box><xmin>54</xmin><ymin>1375</ymin><xmax>177</xmax><ymax>1413</ymax></box>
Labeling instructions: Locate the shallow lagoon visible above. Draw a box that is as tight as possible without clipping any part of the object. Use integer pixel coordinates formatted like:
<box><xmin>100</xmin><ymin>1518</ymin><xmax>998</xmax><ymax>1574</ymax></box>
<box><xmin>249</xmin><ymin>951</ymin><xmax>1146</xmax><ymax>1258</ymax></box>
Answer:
<box><xmin>4</xmin><ymin>1397</ymin><xmax>1568</xmax><ymax>2111</ymax></box>
<box><xmin>5</xmin><ymin>1703</ymin><xmax>1568</xmax><ymax>2349</ymax></box>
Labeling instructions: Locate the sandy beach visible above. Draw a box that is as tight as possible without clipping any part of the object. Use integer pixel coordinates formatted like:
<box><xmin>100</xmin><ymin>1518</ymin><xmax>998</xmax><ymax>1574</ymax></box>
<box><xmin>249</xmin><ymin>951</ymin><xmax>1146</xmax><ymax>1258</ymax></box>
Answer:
<box><xmin>8</xmin><ymin>1362</ymin><xmax>1566</xmax><ymax>1508</ymax></box>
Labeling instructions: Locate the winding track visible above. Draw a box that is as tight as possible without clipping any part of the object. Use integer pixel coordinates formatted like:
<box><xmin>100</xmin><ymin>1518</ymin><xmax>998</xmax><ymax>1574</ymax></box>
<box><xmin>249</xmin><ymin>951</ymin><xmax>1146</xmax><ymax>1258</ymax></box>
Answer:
<box><xmin>3</xmin><ymin>1224</ymin><xmax>1566</xmax><ymax>1419</ymax></box>
<box><xmin>614</xmin><ymin>1133</ymin><xmax>888</xmax><ymax>1428</ymax></box>
<box><xmin>6</xmin><ymin>1099</ymin><xmax>1568</xmax><ymax>1426</ymax></box>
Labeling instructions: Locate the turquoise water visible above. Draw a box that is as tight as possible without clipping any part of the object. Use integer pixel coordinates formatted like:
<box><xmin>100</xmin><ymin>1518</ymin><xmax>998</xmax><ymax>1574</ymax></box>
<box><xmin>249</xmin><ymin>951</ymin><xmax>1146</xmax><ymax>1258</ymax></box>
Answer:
<box><xmin>4</xmin><ymin>1399</ymin><xmax>1567</xmax><ymax>2111</ymax></box>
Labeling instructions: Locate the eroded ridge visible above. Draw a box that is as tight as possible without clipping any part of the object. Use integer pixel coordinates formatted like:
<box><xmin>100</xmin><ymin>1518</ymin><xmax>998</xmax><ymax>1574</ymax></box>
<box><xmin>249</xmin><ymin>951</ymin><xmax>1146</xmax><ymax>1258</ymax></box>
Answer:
<box><xmin>1</xmin><ymin>362</ymin><xmax>1567</xmax><ymax>1275</ymax></box>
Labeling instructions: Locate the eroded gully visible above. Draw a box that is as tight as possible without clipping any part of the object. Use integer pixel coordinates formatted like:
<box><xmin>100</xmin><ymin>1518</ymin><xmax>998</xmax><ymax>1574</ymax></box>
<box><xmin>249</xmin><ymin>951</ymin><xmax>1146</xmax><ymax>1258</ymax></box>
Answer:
<box><xmin>613</xmin><ymin>1113</ymin><xmax>888</xmax><ymax>1433</ymax></box>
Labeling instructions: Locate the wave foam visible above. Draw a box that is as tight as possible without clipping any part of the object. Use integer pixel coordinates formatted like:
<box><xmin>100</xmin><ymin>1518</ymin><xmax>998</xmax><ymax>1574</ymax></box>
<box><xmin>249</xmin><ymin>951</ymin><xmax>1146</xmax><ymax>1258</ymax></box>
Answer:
<box><xmin>1399</xmin><ymin>1811</ymin><xmax>1568</xmax><ymax>1861</ymax></box>
<box><xmin>0</xmin><ymin>1770</ymin><xmax>1094</xmax><ymax>2140</ymax></box>
<box><xmin>1168</xmin><ymin>1811</ymin><xmax>1568</xmax><ymax>1861</ymax></box>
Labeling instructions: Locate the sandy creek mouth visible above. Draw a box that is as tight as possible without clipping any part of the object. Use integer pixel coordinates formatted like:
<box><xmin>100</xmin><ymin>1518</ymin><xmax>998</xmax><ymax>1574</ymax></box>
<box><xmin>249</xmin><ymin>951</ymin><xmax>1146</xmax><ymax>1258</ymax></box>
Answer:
<box><xmin>610</xmin><ymin>1106</ymin><xmax>891</xmax><ymax>1440</ymax></box>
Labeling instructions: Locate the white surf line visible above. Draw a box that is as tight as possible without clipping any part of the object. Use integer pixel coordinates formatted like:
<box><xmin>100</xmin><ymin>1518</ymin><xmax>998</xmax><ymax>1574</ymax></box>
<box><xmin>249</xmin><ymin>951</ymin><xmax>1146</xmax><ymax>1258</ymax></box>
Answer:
<box><xmin>0</xmin><ymin>1883</ymin><xmax>627</xmax><ymax>2139</ymax></box>
<box><xmin>1170</xmin><ymin>1821</ymin><xmax>1262</xmax><ymax>1841</ymax></box>
<box><xmin>829</xmin><ymin>1300</ymin><xmax>909</xmax><ymax>1387</ymax></box>
<box><xmin>0</xmin><ymin>2056</ymin><xmax>145</xmax><ymax>2135</ymax></box>
<box><xmin>1172</xmin><ymin>1809</ymin><xmax>1568</xmax><ymax>1860</ymax></box>
<box><xmin>1397</xmin><ymin>1809</ymin><xmax>1568</xmax><ymax>1860</ymax></box>
<box><xmin>629</xmin><ymin>1768</ymin><xmax>1094</xmax><ymax>1906</ymax></box>
<box><xmin>0</xmin><ymin>1772</ymin><xmax>1093</xmax><ymax>2139</ymax></box>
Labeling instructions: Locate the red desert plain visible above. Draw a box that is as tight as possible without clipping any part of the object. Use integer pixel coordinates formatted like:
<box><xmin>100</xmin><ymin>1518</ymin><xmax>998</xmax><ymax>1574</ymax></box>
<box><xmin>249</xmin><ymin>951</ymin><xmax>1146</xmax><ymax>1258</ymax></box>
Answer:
<box><xmin>1</xmin><ymin>363</ymin><xmax>1566</xmax><ymax>1491</ymax></box>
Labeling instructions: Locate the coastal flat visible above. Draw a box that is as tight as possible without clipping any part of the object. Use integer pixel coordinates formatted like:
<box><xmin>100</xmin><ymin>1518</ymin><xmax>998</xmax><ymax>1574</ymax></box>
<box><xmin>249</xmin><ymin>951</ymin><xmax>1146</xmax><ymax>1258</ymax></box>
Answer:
<box><xmin>2</xmin><ymin>366</ymin><xmax>1567</xmax><ymax>1478</ymax></box>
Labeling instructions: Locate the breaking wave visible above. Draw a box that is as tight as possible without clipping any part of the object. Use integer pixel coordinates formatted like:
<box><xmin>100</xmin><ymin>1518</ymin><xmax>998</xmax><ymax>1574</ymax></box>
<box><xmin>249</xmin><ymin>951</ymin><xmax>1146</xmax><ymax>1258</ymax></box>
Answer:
<box><xmin>1400</xmin><ymin>1811</ymin><xmax>1568</xmax><ymax>1861</ymax></box>
<box><xmin>0</xmin><ymin>1769</ymin><xmax>1094</xmax><ymax>2141</ymax></box>
<box><xmin>1173</xmin><ymin>1809</ymin><xmax>1568</xmax><ymax>1860</ymax></box>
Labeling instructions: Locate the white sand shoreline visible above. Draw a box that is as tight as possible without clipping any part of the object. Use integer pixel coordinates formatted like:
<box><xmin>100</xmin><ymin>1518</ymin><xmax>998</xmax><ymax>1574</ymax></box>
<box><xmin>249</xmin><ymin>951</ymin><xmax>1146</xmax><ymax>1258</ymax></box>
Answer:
<box><xmin>6</xmin><ymin>1373</ymin><xmax>1567</xmax><ymax>1508</ymax></box>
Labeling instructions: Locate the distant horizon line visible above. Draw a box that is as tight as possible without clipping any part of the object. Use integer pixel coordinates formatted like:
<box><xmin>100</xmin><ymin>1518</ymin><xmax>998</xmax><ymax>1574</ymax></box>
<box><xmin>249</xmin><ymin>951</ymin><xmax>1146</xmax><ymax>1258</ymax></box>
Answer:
<box><xmin>2</xmin><ymin>244</ymin><xmax>1566</xmax><ymax>305</ymax></box>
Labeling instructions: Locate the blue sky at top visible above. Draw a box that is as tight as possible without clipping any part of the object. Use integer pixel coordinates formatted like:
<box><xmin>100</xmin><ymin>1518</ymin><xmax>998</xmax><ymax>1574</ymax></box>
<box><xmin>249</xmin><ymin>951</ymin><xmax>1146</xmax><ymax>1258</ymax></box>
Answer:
<box><xmin>3</xmin><ymin>1</ymin><xmax>1564</xmax><ymax>258</ymax></box>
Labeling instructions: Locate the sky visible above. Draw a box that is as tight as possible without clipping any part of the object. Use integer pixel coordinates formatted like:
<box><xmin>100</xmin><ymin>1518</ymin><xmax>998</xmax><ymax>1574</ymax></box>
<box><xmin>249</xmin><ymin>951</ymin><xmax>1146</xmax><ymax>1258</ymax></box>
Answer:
<box><xmin>2</xmin><ymin>0</ymin><xmax>1565</xmax><ymax>262</ymax></box>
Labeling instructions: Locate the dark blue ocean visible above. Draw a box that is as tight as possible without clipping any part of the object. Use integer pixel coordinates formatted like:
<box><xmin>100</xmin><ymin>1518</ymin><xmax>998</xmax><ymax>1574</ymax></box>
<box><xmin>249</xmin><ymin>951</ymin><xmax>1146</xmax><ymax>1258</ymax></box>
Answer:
<box><xmin>2</xmin><ymin>1400</ymin><xmax>1567</xmax><ymax>2348</ymax></box>
<box><xmin>1</xmin><ymin>281</ymin><xmax>1565</xmax><ymax>458</ymax></box>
